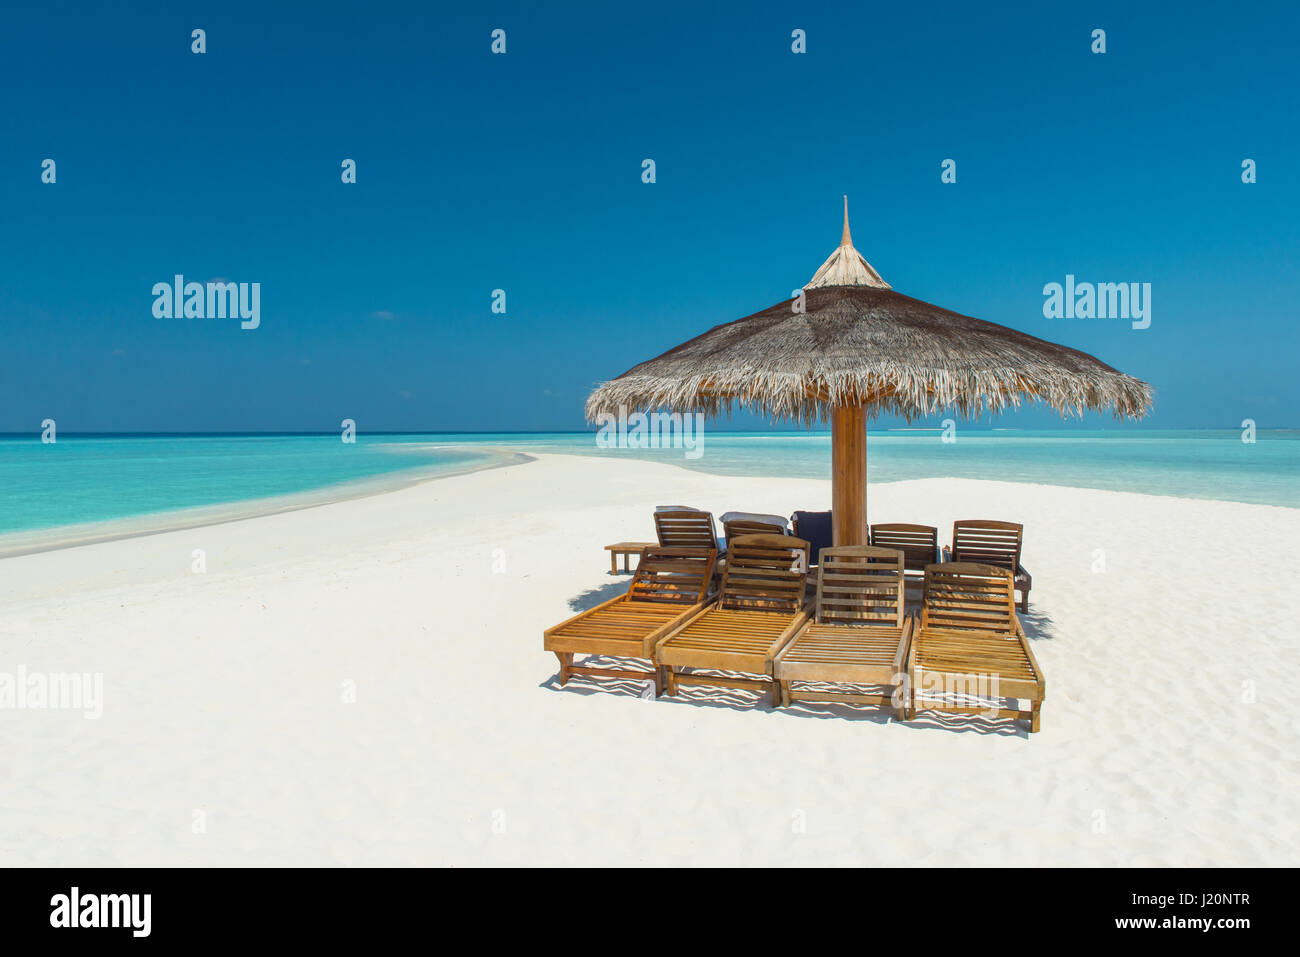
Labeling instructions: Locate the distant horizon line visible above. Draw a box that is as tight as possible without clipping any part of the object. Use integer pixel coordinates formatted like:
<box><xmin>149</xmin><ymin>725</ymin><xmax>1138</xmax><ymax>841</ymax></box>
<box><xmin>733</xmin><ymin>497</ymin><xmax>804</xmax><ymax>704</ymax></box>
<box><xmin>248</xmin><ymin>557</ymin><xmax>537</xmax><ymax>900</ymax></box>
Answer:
<box><xmin>1</xmin><ymin>427</ymin><xmax>1294</xmax><ymax>438</ymax></box>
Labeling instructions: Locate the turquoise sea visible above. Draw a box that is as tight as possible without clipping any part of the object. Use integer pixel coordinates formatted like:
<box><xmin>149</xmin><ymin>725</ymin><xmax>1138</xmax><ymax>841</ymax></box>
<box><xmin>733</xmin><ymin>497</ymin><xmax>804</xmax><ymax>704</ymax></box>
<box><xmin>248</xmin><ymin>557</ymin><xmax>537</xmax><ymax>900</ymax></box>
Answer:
<box><xmin>0</xmin><ymin>430</ymin><xmax>1296</xmax><ymax>543</ymax></box>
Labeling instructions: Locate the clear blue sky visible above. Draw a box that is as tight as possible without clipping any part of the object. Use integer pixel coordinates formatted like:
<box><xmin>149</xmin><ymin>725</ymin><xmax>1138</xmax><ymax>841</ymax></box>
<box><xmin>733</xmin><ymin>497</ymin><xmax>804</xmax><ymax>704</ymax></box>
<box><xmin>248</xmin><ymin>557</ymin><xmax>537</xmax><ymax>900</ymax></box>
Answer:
<box><xmin>1</xmin><ymin>0</ymin><xmax>1296</xmax><ymax>432</ymax></box>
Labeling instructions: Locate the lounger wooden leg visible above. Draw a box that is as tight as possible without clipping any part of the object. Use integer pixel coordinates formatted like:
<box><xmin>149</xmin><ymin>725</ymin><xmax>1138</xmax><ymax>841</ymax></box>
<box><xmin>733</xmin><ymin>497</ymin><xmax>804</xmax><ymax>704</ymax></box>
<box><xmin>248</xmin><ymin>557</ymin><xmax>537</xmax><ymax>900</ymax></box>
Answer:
<box><xmin>555</xmin><ymin>652</ymin><xmax>573</xmax><ymax>686</ymax></box>
<box><xmin>609</xmin><ymin>553</ymin><xmax>617</xmax><ymax>575</ymax></box>
<box><xmin>1019</xmin><ymin>593</ymin><xmax>1029</xmax><ymax>613</ymax></box>
<box><xmin>1030</xmin><ymin>700</ymin><xmax>1042</xmax><ymax>733</ymax></box>
<box><xmin>665</xmin><ymin>667</ymin><xmax>678</xmax><ymax>697</ymax></box>
<box><xmin>652</xmin><ymin>665</ymin><xmax>664</xmax><ymax>698</ymax></box>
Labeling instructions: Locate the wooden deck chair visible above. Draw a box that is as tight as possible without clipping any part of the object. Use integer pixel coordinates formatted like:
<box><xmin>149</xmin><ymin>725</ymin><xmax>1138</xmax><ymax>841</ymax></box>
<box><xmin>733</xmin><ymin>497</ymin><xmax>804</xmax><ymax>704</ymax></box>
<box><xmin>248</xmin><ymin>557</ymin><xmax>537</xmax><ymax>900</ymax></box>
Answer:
<box><xmin>870</xmin><ymin>523</ymin><xmax>940</xmax><ymax>602</ymax></box>
<box><xmin>715</xmin><ymin>516</ymin><xmax>789</xmax><ymax>584</ymax></box>
<box><xmin>656</xmin><ymin>534</ymin><xmax>810</xmax><ymax>706</ymax></box>
<box><xmin>773</xmin><ymin>546</ymin><xmax>913</xmax><ymax>717</ymax></box>
<box><xmin>946</xmin><ymin>520</ymin><xmax>1032</xmax><ymax>612</ymax></box>
<box><xmin>908</xmin><ymin>563</ymin><xmax>1046</xmax><ymax>732</ymax></box>
<box><xmin>545</xmin><ymin>546</ymin><xmax>716</xmax><ymax>696</ymax></box>
<box><xmin>721</xmin><ymin>517</ymin><xmax>788</xmax><ymax>543</ymax></box>
<box><xmin>653</xmin><ymin>510</ymin><xmax>720</xmax><ymax>550</ymax></box>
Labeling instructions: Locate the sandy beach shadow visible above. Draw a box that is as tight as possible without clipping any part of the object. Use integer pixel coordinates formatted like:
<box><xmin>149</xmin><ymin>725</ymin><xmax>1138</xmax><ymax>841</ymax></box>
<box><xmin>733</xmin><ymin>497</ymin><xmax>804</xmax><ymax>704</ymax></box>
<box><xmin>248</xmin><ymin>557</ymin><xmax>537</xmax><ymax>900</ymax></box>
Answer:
<box><xmin>1019</xmin><ymin>607</ymin><xmax>1057</xmax><ymax>643</ymax></box>
<box><xmin>566</xmin><ymin>582</ymin><xmax>629</xmax><ymax>612</ymax></box>
<box><xmin>772</xmin><ymin>680</ymin><xmax>901</xmax><ymax>725</ymax></box>
<box><xmin>539</xmin><ymin>654</ymin><xmax>658</xmax><ymax>699</ymax></box>
<box><xmin>539</xmin><ymin>661</ymin><xmax>777</xmax><ymax>710</ymax></box>
<box><xmin>653</xmin><ymin>674</ymin><xmax>777</xmax><ymax>712</ymax></box>
<box><xmin>544</xmin><ymin>666</ymin><xmax>891</xmax><ymax>722</ymax></box>
<box><xmin>543</xmin><ymin>660</ymin><xmax>1040</xmax><ymax>735</ymax></box>
<box><xmin>900</xmin><ymin>710</ymin><xmax>1031</xmax><ymax>737</ymax></box>
<box><xmin>663</xmin><ymin>678</ymin><xmax>1034</xmax><ymax>734</ymax></box>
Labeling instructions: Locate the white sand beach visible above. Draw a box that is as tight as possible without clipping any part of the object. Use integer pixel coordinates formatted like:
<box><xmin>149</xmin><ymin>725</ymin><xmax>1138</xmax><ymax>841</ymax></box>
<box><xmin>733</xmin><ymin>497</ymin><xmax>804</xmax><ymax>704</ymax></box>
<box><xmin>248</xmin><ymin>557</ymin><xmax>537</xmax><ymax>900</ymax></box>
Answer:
<box><xmin>1</xmin><ymin>452</ymin><xmax>1296</xmax><ymax>866</ymax></box>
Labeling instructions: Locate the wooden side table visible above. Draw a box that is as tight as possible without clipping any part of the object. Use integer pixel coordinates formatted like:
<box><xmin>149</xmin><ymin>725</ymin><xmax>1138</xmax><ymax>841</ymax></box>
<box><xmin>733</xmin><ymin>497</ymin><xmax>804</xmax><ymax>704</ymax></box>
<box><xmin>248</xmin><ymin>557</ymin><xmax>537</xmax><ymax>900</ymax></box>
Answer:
<box><xmin>604</xmin><ymin>541</ymin><xmax>654</xmax><ymax>575</ymax></box>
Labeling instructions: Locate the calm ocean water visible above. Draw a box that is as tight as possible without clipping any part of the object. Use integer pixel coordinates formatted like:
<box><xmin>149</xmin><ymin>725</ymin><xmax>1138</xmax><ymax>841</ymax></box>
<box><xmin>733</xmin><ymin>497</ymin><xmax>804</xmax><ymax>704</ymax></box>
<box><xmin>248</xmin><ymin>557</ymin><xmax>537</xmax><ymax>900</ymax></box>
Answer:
<box><xmin>0</xmin><ymin>435</ymin><xmax>505</xmax><ymax>537</ymax></box>
<box><xmin>0</xmin><ymin>430</ymin><xmax>1295</xmax><ymax>540</ymax></box>
<box><xmin>450</xmin><ymin>430</ymin><xmax>1300</xmax><ymax>507</ymax></box>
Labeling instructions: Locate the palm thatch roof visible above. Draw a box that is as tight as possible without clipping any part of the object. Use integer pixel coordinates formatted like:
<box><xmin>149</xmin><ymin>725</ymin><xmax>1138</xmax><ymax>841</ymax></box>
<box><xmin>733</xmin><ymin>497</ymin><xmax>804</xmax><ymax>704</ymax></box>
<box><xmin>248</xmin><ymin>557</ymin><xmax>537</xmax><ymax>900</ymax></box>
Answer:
<box><xmin>586</xmin><ymin>199</ymin><xmax>1153</xmax><ymax>426</ymax></box>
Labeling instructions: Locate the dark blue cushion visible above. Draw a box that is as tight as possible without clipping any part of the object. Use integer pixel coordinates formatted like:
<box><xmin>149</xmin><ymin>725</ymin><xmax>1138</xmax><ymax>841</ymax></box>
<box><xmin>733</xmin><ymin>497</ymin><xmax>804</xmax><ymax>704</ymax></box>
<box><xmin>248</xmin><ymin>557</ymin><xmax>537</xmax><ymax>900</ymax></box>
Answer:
<box><xmin>792</xmin><ymin>510</ymin><xmax>834</xmax><ymax>566</ymax></box>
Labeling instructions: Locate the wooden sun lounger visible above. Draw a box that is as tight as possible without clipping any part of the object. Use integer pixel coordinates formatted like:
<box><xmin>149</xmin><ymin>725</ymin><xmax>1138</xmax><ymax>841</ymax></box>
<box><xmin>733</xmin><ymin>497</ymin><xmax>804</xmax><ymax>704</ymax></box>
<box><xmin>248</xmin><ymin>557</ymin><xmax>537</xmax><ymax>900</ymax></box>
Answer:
<box><xmin>718</xmin><ymin>518</ymin><xmax>790</xmax><ymax>583</ymax></box>
<box><xmin>946</xmin><ymin>520</ymin><xmax>1032</xmax><ymax>612</ymax></box>
<box><xmin>656</xmin><ymin>534</ymin><xmax>810</xmax><ymax>706</ymax></box>
<box><xmin>869</xmin><ymin>523</ymin><xmax>940</xmax><ymax>602</ymax></box>
<box><xmin>653</xmin><ymin>510</ymin><xmax>720</xmax><ymax>550</ymax></box>
<box><xmin>721</xmin><ymin>517</ymin><xmax>788</xmax><ymax>543</ymax></box>
<box><xmin>544</xmin><ymin>546</ymin><xmax>716</xmax><ymax>696</ymax></box>
<box><xmin>907</xmin><ymin>562</ymin><xmax>1046</xmax><ymax>732</ymax></box>
<box><xmin>773</xmin><ymin>546</ymin><xmax>913</xmax><ymax>717</ymax></box>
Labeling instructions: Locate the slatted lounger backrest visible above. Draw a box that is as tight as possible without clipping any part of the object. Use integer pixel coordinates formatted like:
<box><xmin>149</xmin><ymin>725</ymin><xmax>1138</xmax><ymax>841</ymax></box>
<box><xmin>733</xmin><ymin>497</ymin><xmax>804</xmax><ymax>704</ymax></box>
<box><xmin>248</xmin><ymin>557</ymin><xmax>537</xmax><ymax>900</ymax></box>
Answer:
<box><xmin>627</xmin><ymin>547</ymin><xmax>717</xmax><ymax>605</ymax></box>
<box><xmin>814</xmin><ymin>546</ymin><xmax>905</xmax><ymax>626</ymax></box>
<box><xmin>654</xmin><ymin>511</ymin><xmax>718</xmax><ymax>550</ymax></box>
<box><xmin>921</xmin><ymin>563</ymin><xmax>1016</xmax><ymax>635</ymax></box>
<box><xmin>869</xmin><ymin>523</ymin><xmax>940</xmax><ymax>572</ymax></box>
<box><xmin>722</xmin><ymin>518</ymin><xmax>787</xmax><ymax>544</ymax></box>
<box><xmin>950</xmin><ymin>520</ymin><xmax>1023</xmax><ymax>571</ymax></box>
<box><xmin>719</xmin><ymin>534</ymin><xmax>809</xmax><ymax>613</ymax></box>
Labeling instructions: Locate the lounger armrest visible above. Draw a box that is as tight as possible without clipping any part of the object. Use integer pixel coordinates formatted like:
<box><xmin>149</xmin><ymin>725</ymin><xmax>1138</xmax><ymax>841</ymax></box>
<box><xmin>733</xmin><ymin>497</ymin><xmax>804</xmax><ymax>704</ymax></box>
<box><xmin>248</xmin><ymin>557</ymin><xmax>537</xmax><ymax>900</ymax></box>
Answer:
<box><xmin>643</xmin><ymin>599</ymin><xmax>713</xmax><ymax>646</ymax></box>
<box><xmin>766</xmin><ymin>609</ymin><xmax>811</xmax><ymax>665</ymax></box>
<box><xmin>892</xmin><ymin>616</ymin><xmax>916</xmax><ymax>678</ymax></box>
<box><xmin>1012</xmin><ymin>615</ymin><xmax>1046</xmax><ymax>698</ymax></box>
<box><xmin>772</xmin><ymin>617</ymin><xmax>814</xmax><ymax>666</ymax></box>
<box><xmin>651</xmin><ymin>599</ymin><xmax>718</xmax><ymax>656</ymax></box>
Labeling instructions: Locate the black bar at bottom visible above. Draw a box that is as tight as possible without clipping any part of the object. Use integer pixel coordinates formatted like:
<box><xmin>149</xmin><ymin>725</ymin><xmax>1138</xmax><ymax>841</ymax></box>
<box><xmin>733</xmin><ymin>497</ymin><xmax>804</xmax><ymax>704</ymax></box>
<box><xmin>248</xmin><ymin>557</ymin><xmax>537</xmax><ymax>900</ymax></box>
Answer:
<box><xmin>0</xmin><ymin>867</ymin><xmax>1277</xmax><ymax>944</ymax></box>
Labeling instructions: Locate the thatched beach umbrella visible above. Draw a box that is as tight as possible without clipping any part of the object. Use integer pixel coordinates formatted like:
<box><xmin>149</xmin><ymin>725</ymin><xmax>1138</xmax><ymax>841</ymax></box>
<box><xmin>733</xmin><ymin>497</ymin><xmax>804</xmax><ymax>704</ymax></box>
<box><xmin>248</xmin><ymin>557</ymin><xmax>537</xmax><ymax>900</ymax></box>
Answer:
<box><xmin>586</xmin><ymin>198</ymin><xmax>1153</xmax><ymax>546</ymax></box>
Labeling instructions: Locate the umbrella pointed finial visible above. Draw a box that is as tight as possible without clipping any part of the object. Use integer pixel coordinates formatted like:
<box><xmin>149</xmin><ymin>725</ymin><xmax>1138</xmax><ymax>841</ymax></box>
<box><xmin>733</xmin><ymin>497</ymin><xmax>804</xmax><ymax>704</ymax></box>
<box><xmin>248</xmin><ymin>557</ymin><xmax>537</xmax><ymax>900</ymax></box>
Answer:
<box><xmin>806</xmin><ymin>196</ymin><xmax>891</xmax><ymax>289</ymax></box>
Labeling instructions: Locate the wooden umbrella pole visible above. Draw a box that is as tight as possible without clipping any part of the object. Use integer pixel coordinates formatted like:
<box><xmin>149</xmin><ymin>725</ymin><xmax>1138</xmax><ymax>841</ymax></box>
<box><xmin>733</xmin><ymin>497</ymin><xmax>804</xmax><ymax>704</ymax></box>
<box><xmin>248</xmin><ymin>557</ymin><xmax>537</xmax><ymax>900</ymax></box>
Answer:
<box><xmin>830</xmin><ymin>404</ymin><xmax>867</xmax><ymax>546</ymax></box>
